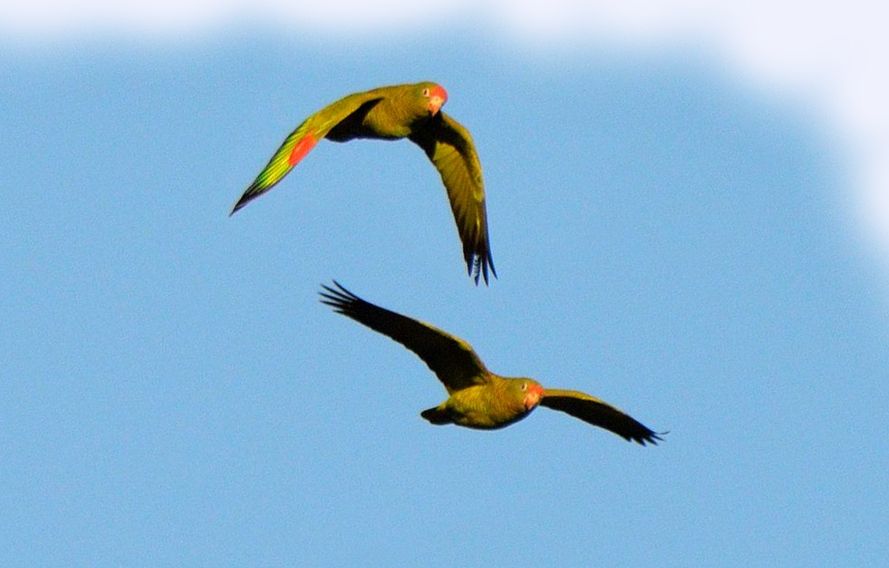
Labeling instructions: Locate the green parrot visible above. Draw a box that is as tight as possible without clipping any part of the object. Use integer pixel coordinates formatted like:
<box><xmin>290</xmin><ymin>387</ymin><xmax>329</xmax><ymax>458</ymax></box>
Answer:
<box><xmin>320</xmin><ymin>282</ymin><xmax>664</xmax><ymax>445</ymax></box>
<box><xmin>232</xmin><ymin>81</ymin><xmax>496</xmax><ymax>285</ymax></box>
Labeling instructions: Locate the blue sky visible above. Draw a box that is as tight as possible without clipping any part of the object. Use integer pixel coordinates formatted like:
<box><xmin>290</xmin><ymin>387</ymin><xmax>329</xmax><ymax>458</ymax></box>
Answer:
<box><xmin>3</xmin><ymin>4</ymin><xmax>889</xmax><ymax>566</ymax></box>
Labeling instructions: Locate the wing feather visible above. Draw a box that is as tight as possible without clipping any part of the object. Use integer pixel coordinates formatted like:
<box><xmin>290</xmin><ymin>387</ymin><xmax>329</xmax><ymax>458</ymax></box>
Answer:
<box><xmin>409</xmin><ymin>113</ymin><xmax>496</xmax><ymax>285</ymax></box>
<box><xmin>540</xmin><ymin>389</ymin><xmax>664</xmax><ymax>445</ymax></box>
<box><xmin>319</xmin><ymin>281</ymin><xmax>489</xmax><ymax>393</ymax></box>
<box><xmin>231</xmin><ymin>92</ymin><xmax>385</xmax><ymax>214</ymax></box>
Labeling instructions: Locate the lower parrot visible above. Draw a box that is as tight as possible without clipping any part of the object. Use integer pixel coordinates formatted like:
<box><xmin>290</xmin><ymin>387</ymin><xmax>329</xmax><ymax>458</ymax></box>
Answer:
<box><xmin>320</xmin><ymin>282</ymin><xmax>664</xmax><ymax>445</ymax></box>
<box><xmin>231</xmin><ymin>82</ymin><xmax>496</xmax><ymax>285</ymax></box>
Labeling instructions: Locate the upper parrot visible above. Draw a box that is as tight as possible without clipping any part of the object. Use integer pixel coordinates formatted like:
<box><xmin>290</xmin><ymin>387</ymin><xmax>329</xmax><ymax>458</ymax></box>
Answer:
<box><xmin>231</xmin><ymin>81</ymin><xmax>496</xmax><ymax>285</ymax></box>
<box><xmin>320</xmin><ymin>281</ymin><xmax>665</xmax><ymax>445</ymax></box>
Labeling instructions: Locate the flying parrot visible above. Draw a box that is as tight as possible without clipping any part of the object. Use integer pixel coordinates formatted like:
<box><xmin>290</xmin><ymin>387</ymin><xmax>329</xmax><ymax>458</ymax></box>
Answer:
<box><xmin>231</xmin><ymin>82</ymin><xmax>496</xmax><ymax>285</ymax></box>
<box><xmin>320</xmin><ymin>282</ymin><xmax>665</xmax><ymax>445</ymax></box>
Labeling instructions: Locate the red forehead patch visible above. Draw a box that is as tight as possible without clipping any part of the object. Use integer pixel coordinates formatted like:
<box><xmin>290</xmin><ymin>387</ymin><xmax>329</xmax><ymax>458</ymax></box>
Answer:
<box><xmin>430</xmin><ymin>84</ymin><xmax>448</xmax><ymax>102</ymax></box>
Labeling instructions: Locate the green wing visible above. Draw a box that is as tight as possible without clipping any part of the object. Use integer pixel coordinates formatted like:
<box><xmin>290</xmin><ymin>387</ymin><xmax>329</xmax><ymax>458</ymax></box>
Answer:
<box><xmin>320</xmin><ymin>281</ymin><xmax>489</xmax><ymax>393</ymax></box>
<box><xmin>230</xmin><ymin>92</ymin><xmax>385</xmax><ymax>214</ymax></box>
<box><xmin>409</xmin><ymin>112</ymin><xmax>496</xmax><ymax>285</ymax></box>
<box><xmin>539</xmin><ymin>389</ymin><xmax>664</xmax><ymax>445</ymax></box>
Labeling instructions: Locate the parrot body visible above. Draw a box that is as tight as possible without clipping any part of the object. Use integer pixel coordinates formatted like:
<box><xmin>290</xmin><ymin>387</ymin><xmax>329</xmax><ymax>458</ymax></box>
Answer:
<box><xmin>320</xmin><ymin>282</ymin><xmax>664</xmax><ymax>445</ymax></box>
<box><xmin>232</xmin><ymin>82</ymin><xmax>496</xmax><ymax>284</ymax></box>
<box><xmin>420</xmin><ymin>378</ymin><xmax>539</xmax><ymax>430</ymax></box>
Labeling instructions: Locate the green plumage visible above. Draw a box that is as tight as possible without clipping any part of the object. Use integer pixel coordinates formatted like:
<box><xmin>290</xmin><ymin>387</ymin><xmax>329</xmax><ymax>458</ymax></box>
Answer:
<box><xmin>232</xmin><ymin>81</ymin><xmax>496</xmax><ymax>284</ymax></box>
<box><xmin>320</xmin><ymin>282</ymin><xmax>664</xmax><ymax>445</ymax></box>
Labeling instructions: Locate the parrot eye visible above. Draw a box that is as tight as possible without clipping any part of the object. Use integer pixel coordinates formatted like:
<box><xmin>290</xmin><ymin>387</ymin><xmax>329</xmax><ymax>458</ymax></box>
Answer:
<box><xmin>521</xmin><ymin>382</ymin><xmax>527</xmax><ymax>391</ymax></box>
<box><xmin>422</xmin><ymin>87</ymin><xmax>430</xmax><ymax>97</ymax></box>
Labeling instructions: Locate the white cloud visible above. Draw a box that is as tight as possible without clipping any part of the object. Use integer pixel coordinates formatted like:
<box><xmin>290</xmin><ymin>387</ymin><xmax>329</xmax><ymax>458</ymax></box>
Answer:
<box><xmin>1</xmin><ymin>0</ymin><xmax>235</xmax><ymax>37</ymax></box>
<box><xmin>4</xmin><ymin>0</ymin><xmax>889</xmax><ymax>274</ymax></box>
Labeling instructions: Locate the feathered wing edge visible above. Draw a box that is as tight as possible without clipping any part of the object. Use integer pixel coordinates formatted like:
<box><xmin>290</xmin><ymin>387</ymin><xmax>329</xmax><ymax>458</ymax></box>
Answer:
<box><xmin>230</xmin><ymin>121</ymin><xmax>315</xmax><ymax>214</ymax></box>
<box><xmin>409</xmin><ymin>113</ymin><xmax>496</xmax><ymax>285</ymax></box>
<box><xmin>539</xmin><ymin>389</ymin><xmax>666</xmax><ymax>446</ymax></box>
<box><xmin>230</xmin><ymin>93</ymin><xmax>385</xmax><ymax>215</ymax></box>
<box><xmin>319</xmin><ymin>281</ymin><xmax>489</xmax><ymax>393</ymax></box>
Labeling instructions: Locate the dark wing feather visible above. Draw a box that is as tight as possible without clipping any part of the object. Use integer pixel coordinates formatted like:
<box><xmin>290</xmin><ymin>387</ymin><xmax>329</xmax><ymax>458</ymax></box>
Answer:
<box><xmin>539</xmin><ymin>389</ymin><xmax>665</xmax><ymax>446</ymax></box>
<box><xmin>409</xmin><ymin>112</ymin><xmax>496</xmax><ymax>285</ymax></box>
<box><xmin>319</xmin><ymin>281</ymin><xmax>489</xmax><ymax>393</ymax></box>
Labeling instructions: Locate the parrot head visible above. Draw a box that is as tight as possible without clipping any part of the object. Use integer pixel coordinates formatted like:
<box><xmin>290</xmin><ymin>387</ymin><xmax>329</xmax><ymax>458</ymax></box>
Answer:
<box><xmin>517</xmin><ymin>379</ymin><xmax>544</xmax><ymax>411</ymax></box>
<box><xmin>420</xmin><ymin>83</ymin><xmax>448</xmax><ymax>115</ymax></box>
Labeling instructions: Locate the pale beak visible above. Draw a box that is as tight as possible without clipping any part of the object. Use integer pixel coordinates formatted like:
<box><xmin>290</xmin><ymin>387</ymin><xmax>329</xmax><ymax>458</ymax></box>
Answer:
<box><xmin>428</xmin><ymin>96</ymin><xmax>445</xmax><ymax>115</ymax></box>
<box><xmin>524</xmin><ymin>387</ymin><xmax>543</xmax><ymax>410</ymax></box>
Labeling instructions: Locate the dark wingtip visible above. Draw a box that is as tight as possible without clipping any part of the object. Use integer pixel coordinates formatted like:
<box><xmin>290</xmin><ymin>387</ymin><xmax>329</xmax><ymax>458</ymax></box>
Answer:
<box><xmin>469</xmin><ymin>254</ymin><xmax>498</xmax><ymax>286</ymax></box>
<box><xmin>319</xmin><ymin>280</ymin><xmax>360</xmax><ymax>311</ymax></box>
<box><xmin>482</xmin><ymin>256</ymin><xmax>498</xmax><ymax>286</ymax></box>
<box><xmin>230</xmin><ymin>181</ymin><xmax>266</xmax><ymax>216</ymax></box>
<box><xmin>229</xmin><ymin>192</ymin><xmax>252</xmax><ymax>216</ymax></box>
<box><xmin>635</xmin><ymin>430</ymin><xmax>668</xmax><ymax>447</ymax></box>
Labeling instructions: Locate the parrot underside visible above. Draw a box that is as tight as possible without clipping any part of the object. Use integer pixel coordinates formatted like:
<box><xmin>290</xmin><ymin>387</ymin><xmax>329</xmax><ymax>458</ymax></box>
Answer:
<box><xmin>324</xmin><ymin>98</ymin><xmax>388</xmax><ymax>142</ymax></box>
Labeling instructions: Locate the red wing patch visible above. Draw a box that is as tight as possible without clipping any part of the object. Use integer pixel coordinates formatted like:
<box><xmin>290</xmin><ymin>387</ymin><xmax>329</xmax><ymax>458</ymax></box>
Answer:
<box><xmin>288</xmin><ymin>133</ymin><xmax>319</xmax><ymax>166</ymax></box>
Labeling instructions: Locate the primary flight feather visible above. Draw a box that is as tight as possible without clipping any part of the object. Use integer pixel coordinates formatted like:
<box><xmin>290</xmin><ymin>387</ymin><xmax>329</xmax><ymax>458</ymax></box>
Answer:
<box><xmin>232</xmin><ymin>82</ymin><xmax>496</xmax><ymax>285</ymax></box>
<box><xmin>320</xmin><ymin>281</ymin><xmax>664</xmax><ymax>445</ymax></box>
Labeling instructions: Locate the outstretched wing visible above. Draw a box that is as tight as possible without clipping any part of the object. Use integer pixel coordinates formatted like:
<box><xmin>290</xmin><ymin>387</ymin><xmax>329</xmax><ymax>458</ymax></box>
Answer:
<box><xmin>539</xmin><ymin>389</ymin><xmax>664</xmax><ymax>446</ymax></box>
<box><xmin>409</xmin><ymin>112</ymin><xmax>496</xmax><ymax>285</ymax></box>
<box><xmin>230</xmin><ymin>93</ymin><xmax>385</xmax><ymax>214</ymax></box>
<box><xmin>319</xmin><ymin>281</ymin><xmax>490</xmax><ymax>393</ymax></box>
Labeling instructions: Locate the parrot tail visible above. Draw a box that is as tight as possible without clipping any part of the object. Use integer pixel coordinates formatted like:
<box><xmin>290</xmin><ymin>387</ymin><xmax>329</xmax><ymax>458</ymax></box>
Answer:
<box><xmin>420</xmin><ymin>406</ymin><xmax>452</xmax><ymax>425</ymax></box>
